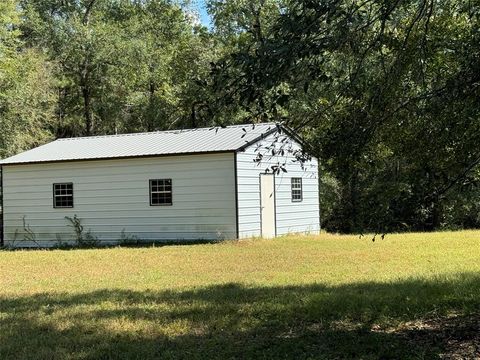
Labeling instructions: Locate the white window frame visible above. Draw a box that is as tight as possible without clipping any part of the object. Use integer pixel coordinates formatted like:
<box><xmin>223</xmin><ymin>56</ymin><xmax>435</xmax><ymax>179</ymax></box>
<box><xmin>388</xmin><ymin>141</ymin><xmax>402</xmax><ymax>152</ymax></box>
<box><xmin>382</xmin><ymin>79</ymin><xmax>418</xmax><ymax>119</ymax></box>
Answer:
<box><xmin>53</xmin><ymin>183</ymin><xmax>74</xmax><ymax>208</ymax></box>
<box><xmin>149</xmin><ymin>179</ymin><xmax>173</xmax><ymax>206</ymax></box>
<box><xmin>291</xmin><ymin>178</ymin><xmax>303</xmax><ymax>202</ymax></box>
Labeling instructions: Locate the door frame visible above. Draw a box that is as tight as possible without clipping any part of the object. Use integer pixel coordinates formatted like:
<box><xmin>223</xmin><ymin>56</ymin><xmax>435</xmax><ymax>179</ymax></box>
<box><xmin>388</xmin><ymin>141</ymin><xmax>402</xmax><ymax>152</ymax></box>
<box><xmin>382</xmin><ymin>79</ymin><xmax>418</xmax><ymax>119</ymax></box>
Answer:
<box><xmin>259</xmin><ymin>172</ymin><xmax>277</xmax><ymax>237</ymax></box>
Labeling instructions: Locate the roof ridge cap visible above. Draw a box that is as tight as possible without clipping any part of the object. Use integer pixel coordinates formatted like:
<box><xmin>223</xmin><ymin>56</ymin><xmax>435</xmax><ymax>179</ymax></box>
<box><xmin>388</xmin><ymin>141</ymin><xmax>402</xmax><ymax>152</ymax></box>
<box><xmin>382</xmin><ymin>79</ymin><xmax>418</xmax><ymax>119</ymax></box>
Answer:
<box><xmin>55</xmin><ymin>123</ymin><xmax>277</xmax><ymax>141</ymax></box>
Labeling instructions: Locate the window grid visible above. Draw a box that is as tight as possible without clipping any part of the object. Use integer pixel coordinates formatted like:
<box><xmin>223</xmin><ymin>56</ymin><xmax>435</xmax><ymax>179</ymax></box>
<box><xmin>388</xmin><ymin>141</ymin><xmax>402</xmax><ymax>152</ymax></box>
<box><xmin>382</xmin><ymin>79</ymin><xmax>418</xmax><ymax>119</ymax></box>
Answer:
<box><xmin>291</xmin><ymin>178</ymin><xmax>303</xmax><ymax>202</ymax></box>
<box><xmin>53</xmin><ymin>183</ymin><xmax>74</xmax><ymax>208</ymax></box>
<box><xmin>150</xmin><ymin>179</ymin><xmax>172</xmax><ymax>206</ymax></box>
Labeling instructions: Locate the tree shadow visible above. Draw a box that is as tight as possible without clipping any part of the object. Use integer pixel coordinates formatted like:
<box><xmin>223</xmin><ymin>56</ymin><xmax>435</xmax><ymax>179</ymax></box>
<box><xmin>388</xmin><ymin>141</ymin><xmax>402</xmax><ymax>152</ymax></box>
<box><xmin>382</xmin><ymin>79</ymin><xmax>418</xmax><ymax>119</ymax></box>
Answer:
<box><xmin>1</xmin><ymin>273</ymin><xmax>479</xmax><ymax>359</ymax></box>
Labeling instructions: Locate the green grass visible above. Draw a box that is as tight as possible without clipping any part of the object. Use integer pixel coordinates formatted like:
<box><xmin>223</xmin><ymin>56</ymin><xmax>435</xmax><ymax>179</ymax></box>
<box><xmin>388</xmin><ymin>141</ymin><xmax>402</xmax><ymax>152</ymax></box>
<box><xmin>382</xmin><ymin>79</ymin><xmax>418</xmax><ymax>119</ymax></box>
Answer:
<box><xmin>1</xmin><ymin>231</ymin><xmax>479</xmax><ymax>359</ymax></box>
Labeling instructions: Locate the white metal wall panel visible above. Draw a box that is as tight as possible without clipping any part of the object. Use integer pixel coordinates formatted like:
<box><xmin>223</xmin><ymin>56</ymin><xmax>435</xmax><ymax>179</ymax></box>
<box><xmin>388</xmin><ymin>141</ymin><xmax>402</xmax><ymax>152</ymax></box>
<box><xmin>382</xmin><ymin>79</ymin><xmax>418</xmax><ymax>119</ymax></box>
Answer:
<box><xmin>3</xmin><ymin>153</ymin><xmax>236</xmax><ymax>247</ymax></box>
<box><xmin>236</xmin><ymin>132</ymin><xmax>320</xmax><ymax>238</ymax></box>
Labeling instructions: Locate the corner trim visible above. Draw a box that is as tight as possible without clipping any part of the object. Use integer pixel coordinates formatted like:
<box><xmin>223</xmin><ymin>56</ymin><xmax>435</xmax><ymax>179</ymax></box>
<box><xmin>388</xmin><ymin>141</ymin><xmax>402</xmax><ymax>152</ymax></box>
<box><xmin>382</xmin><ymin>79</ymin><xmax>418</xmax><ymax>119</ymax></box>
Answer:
<box><xmin>274</xmin><ymin>173</ymin><xmax>278</xmax><ymax>237</ymax></box>
<box><xmin>236</xmin><ymin>127</ymin><xmax>279</xmax><ymax>152</ymax></box>
<box><xmin>234</xmin><ymin>123</ymin><xmax>315</xmax><ymax>159</ymax></box>
<box><xmin>280</xmin><ymin>125</ymin><xmax>308</xmax><ymax>150</ymax></box>
<box><xmin>0</xmin><ymin>166</ymin><xmax>3</xmax><ymax>247</ymax></box>
<box><xmin>234</xmin><ymin>152</ymin><xmax>239</xmax><ymax>239</ymax></box>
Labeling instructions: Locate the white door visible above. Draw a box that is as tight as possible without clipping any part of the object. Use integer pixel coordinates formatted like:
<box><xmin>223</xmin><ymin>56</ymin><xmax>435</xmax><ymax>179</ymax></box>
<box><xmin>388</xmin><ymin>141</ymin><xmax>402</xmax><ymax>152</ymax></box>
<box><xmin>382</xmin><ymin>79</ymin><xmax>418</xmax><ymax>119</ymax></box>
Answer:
<box><xmin>260</xmin><ymin>174</ymin><xmax>276</xmax><ymax>238</ymax></box>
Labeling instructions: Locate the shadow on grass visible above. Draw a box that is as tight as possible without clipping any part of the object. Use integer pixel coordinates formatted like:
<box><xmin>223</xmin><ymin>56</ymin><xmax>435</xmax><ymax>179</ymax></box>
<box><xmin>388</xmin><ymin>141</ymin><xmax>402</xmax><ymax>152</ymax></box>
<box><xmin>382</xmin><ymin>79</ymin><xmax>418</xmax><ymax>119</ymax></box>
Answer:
<box><xmin>1</xmin><ymin>273</ymin><xmax>479</xmax><ymax>359</ymax></box>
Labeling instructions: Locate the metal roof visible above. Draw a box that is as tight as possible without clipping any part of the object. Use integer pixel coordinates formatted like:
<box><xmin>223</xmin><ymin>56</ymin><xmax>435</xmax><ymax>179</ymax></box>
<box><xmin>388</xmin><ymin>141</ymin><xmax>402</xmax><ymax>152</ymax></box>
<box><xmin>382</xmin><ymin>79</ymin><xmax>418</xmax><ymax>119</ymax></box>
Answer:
<box><xmin>0</xmin><ymin>123</ymin><xmax>279</xmax><ymax>165</ymax></box>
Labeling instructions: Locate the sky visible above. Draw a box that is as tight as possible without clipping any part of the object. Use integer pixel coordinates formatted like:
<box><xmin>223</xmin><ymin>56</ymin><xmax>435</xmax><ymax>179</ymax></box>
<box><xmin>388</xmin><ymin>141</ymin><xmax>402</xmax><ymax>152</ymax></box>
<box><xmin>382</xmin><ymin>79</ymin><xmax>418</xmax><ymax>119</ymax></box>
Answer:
<box><xmin>194</xmin><ymin>0</ymin><xmax>213</xmax><ymax>28</ymax></box>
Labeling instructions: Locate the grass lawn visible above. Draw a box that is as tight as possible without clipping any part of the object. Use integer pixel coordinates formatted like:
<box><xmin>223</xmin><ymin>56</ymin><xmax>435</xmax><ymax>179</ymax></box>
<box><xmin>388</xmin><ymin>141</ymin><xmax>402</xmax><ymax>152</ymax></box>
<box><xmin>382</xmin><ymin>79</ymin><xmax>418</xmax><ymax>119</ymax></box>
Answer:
<box><xmin>1</xmin><ymin>231</ymin><xmax>479</xmax><ymax>359</ymax></box>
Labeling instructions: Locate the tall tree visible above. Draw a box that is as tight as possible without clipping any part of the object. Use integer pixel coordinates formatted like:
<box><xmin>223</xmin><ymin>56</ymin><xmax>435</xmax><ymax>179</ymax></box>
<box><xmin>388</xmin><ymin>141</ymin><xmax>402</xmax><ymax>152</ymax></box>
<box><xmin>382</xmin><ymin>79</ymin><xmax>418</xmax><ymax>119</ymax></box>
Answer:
<box><xmin>21</xmin><ymin>0</ymin><xmax>125</xmax><ymax>136</ymax></box>
<box><xmin>20</xmin><ymin>0</ymin><xmax>217</xmax><ymax>136</ymax></box>
<box><xmin>114</xmin><ymin>0</ymin><xmax>218</xmax><ymax>132</ymax></box>
<box><xmin>207</xmin><ymin>0</ymin><xmax>480</xmax><ymax>232</ymax></box>
<box><xmin>0</xmin><ymin>0</ymin><xmax>55</xmax><ymax>158</ymax></box>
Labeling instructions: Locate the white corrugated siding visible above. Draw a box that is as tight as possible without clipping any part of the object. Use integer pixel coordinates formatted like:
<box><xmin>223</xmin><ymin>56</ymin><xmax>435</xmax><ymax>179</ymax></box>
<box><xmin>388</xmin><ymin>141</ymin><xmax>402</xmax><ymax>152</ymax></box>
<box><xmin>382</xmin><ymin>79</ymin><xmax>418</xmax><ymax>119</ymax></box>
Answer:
<box><xmin>3</xmin><ymin>153</ymin><xmax>236</xmax><ymax>247</ymax></box>
<box><xmin>236</xmin><ymin>132</ymin><xmax>320</xmax><ymax>238</ymax></box>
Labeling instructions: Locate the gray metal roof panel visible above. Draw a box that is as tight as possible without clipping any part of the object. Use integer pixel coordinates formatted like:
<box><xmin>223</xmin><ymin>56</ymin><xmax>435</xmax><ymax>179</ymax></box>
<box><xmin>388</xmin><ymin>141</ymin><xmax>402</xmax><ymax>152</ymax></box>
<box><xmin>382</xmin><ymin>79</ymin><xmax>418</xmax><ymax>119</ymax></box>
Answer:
<box><xmin>0</xmin><ymin>123</ymin><xmax>278</xmax><ymax>165</ymax></box>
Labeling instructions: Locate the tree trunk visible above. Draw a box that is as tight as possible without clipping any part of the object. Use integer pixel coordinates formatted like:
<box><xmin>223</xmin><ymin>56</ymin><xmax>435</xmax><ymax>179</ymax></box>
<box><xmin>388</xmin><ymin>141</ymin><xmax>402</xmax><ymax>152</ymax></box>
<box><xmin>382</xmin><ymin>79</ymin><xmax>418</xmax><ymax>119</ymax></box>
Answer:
<box><xmin>80</xmin><ymin>68</ymin><xmax>92</xmax><ymax>136</ymax></box>
<box><xmin>349</xmin><ymin>169</ymin><xmax>360</xmax><ymax>232</ymax></box>
<box><xmin>428</xmin><ymin>196</ymin><xmax>442</xmax><ymax>231</ymax></box>
<box><xmin>191</xmin><ymin>102</ymin><xmax>199</xmax><ymax>128</ymax></box>
<box><xmin>147</xmin><ymin>80</ymin><xmax>155</xmax><ymax>132</ymax></box>
<box><xmin>82</xmin><ymin>87</ymin><xmax>92</xmax><ymax>136</ymax></box>
<box><xmin>80</xmin><ymin>0</ymin><xmax>96</xmax><ymax>136</ymax></box>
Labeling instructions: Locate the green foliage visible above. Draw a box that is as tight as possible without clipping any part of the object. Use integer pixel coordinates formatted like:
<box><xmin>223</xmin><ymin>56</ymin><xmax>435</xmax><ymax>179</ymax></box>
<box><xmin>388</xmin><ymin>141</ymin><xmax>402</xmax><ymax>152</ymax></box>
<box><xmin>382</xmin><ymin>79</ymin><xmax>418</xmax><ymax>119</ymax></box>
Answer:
<box><xmin>18</xmin><ymin>0</ymin><xmax>217</xmax><ymax>135</ymax></box>
<box><xmin>3</xmin><ymin>216</ymin><xmax>40</xmax><ymax>249</ymax></box>
<box><xmin>65</xmin><ymin>215</ymin><xmax>99</xmax><ymax>247</ymax></box>
<box><xmin>207</xmin><ymin>0</ymin><xmax>480</xmax><ymax>233</ymax></box>
<box><xmin>21</xmin><ymin>216</ymin><xmax>38</xmax><ymax>246</ymax></box>
<box><xmin>0</xmin><ymin>1</ymin><xmax>55</xmax><ymax>158</ymax></box>
<box><xmin>8</xmin><ymin>216</ymin><xmax>41</xmax><ymax>248</ymax></box>
<box><xmin>119</xmin><ymin>228</ymin><xmax>140</xmax><ymax>246</ymax></box>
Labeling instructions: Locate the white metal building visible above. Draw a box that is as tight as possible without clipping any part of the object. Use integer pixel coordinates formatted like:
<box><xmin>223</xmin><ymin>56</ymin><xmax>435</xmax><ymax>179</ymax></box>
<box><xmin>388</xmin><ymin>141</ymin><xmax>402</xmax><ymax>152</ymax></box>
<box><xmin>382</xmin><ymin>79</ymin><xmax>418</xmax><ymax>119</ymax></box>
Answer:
<box><xmin>0</xmin><ymin>123</ymin><xmax>320</xmax><ymax>247</ymax></box>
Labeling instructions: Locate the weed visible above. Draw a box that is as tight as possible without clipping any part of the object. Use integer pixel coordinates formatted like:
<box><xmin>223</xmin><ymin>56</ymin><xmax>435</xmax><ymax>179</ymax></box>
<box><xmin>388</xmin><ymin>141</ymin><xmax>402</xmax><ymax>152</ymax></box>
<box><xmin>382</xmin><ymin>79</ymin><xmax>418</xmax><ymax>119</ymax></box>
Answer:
<box><xmin>65</xmin><ymin>215</ymin><xmax>99</xmax><ymax>247</ymax></box>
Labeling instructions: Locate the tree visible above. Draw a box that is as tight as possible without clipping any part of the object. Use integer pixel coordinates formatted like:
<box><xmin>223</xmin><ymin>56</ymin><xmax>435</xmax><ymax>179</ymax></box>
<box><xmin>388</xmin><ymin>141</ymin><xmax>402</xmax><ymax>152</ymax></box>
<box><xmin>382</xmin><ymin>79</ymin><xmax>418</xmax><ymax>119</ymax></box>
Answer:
<box><xmin>207</xmin><ymin>0</ymin><xmax>480</xmax><ymax>232</ymax></box>
<box><xmin>2</xmin><ymin>0</ymin><xmax>479</xmax><ymax>233</ymax></box>
<box><xmin>20</xmin><ymin>0</ymin><xmax>218</xmax><ymax>136</ymax></box>
<box><xmin>21</xmin><ymin>0</ymin><xmax>127</xmax><ymax>136</ymax></box>
<box><xmin>114</xmin><ymin>0</ymin><xmax>218</xmax><ymax>132</ymax></box>
<box><xmin>0</xmin><ymin>0</ymin><xmax>55</xmax><ymax>158</ymax></box>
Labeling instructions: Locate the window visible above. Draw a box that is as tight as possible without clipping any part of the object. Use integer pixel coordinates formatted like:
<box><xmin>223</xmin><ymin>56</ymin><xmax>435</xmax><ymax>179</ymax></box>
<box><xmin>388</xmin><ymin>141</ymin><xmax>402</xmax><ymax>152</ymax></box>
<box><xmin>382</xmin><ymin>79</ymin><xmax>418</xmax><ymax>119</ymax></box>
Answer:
<box><xmin>150</xmin><ymin>179</ymin><xmax>172</xmax><ymax>206</ymax></box>
<box><xmin>291</xmin><ymin>178</ymin><xmax>303</xmax><ymax>202</ymax></box>
<box><xmin>53</xmin><ymin>183</ymin><xmax>74</xmax><ymax>208</ymax></box>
